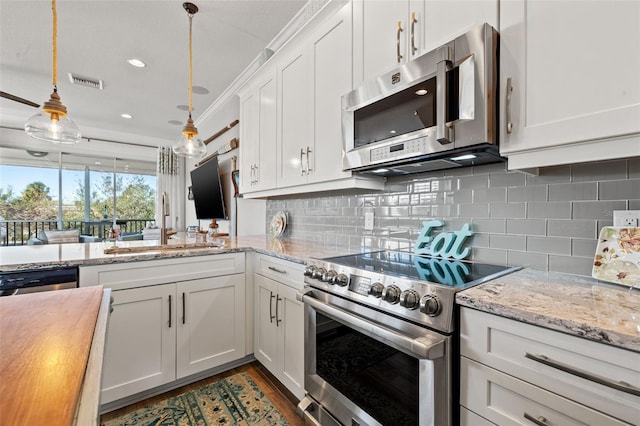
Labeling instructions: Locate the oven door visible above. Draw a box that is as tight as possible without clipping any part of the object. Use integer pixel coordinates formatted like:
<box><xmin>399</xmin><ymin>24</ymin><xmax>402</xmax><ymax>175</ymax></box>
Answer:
<box><xmin>298</xmin><ymin>289</ymin><xmax>451</xmax><ymax>426</ymax></box>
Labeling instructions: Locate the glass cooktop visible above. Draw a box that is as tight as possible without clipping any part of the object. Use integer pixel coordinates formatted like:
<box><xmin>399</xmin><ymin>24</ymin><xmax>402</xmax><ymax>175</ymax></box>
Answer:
<box><xmin>322</xmin><ymin>250</ymin><xmax>518</xmax><ymax>289</ymax></box>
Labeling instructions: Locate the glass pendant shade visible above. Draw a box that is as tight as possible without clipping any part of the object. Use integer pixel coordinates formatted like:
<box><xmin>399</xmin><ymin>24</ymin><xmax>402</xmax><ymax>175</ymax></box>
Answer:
<box><xmin>172</xmin><ymin>132</ymin><xmax>207</xmax><ymax>158</ymax></box>
<box><xmin>25</xmin><ymin>110</ymin><xmax>81</xmax><ymax>144</ymax></box>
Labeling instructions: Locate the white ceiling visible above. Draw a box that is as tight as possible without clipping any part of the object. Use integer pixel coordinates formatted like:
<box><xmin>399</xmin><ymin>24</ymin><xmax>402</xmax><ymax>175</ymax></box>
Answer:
<box><xmin>0</xmin><ymin>0</ymin><xmax>306</xmax><ymax>147</ymax></box>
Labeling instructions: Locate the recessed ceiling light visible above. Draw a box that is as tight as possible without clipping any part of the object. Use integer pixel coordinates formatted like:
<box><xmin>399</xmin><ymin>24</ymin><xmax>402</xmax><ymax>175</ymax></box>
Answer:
<box><xmin>120</xmin><ymin>113</ymin><xmax>133</xmax><ymax>119</ymax></box>
<box><xmin>176</xmin><ymin>105</ymin><xmax>192</xmax><ymax>111</ymax></box>
<box><xmin>168</xmin><ymin>120</ymin><xmax>182</xmax><ymax>125</ymax></box>
<box><xmin>415</xmin><ymin>89</ymin><xmax>428</xmax><ymax>96</ymax></box>
<box><xmin>127</xmin><ymin>58</ymin><xmax>146</xmax><ymax>68</ymax></box>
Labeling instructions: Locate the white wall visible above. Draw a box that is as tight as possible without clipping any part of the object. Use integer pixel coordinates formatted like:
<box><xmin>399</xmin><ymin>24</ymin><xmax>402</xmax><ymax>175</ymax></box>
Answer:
<box><xmin>185</xmin><ymin>95</ymin><xmax>266</xmax><ymax>235</ymax></box>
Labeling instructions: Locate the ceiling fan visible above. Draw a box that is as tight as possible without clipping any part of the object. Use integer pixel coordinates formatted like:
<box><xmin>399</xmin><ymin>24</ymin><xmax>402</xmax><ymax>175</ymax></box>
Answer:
<box><xmin>0</xmin><ymin>91</ymin><xmax>40</xmax><ymax>108</ymax></box>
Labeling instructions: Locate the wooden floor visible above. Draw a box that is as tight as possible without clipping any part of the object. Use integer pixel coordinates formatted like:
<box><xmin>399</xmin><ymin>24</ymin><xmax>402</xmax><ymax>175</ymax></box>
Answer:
<box><xmin>100</xmin><ymin>361</ymin><xmax>304</xmax><ymax>426</ymax></box>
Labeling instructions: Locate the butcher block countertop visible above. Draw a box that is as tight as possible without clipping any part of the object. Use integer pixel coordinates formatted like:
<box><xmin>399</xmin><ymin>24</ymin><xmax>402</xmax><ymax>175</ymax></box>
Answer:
<box><xmin>0</xmin><ymin>286</ymin><xmax>111</xmax><ymax>426</ymax></box>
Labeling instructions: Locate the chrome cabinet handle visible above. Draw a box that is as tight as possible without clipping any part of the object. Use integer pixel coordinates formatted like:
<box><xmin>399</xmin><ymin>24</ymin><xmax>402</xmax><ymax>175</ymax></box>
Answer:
<box><xmin>109</xmin><ymin>296</ymin><xmax>114</xmax><ymax>314</ymax></box>
<box><xmin>523</xmin><ymin>413</ymin><xmax>548</xmax><ymax>426</ymax></box>
<box><xmin>276</xmin><ymin>295</ymin><xmax>282</xmax><ymax>326</ymax></box>
<box><xmin>436</xmin><ymin>46</ymin><xmax>453</xmax><ymax>144</ymax></box>
<box><xmin>396</xmin><ymin>21</ymin><xmax>404</xmax><ymax>63</ymax></box>
<box><xmin>306</xmin><ymin>146</ymin><xmax>312</xmax><ymax>173</ymax></box>
<box><xmin>168</xmin><ymin>294</ymin><xmax>172</xmax><ymax>328</ymax></box>
<box><xmin>525</xmin><ymin>352</ymin><xmax>640</xmax><ymax>396</ymax></box>
<box><xmin>506</xmin><ymin>77</ymin><xmax>514</xmax><ymax>134</ymax></box>
<box><xmin>300</xmin><ymin>148</ymin><xmax>306</xmax><ymax>176</ymax></box>
<box><xmin>410</xmin><ymin>12</ymin><xmax>417</xmax><ymax>55</ymax></box>
<box><xmin>268</xmin><ymin>266</ymin><xmax>287</xmax><ymax>275</ymax></box>
<box><xmin>182</xmin><ymin>292</ymin><xmax>186</xmax><ymax>325</ymax></box>
<box><xmin>269</xmin><ymin>291</ymin><xmax>275</xmax><ymax>323</ymax></box>
<box><xmin>250</xmin><ymin>165</ymin><xmax>254</xmax><ymax>184</ymax></box>
<box><xmin>254</xmin><ymin>163</ymin><xmax>258</xmax><ymax>184</ymax></box>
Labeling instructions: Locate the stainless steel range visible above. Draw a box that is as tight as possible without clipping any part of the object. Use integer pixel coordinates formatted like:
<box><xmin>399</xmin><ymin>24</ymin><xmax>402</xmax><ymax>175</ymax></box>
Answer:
<box><xmin>297</xmin><ymin>251</ymin><xmax>519</xmax><ymax>426</ymax></box>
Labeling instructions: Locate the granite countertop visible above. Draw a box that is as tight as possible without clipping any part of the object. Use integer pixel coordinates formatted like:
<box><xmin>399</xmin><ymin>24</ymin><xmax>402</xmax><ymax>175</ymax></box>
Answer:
<box><xmin>0</xmin><ymin>234</ymin><xmax>353</xmax><ymax>272</ymax></box>
<box><xmin>2</xmin><ymin>237</ymin><xmax>638</xmax><ymax>353</ymax></box>
<box><xmin>456</xmin><ymin>268</ymin><xmax>640</xmax><ymax>353</ymax></box>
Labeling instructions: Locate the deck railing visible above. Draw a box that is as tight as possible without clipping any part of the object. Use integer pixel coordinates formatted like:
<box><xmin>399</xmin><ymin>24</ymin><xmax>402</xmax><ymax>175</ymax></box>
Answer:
<box><xmin>0</xmin><ymin>219</ymin><xmax>151</xmax><ymax>246</ymax></box>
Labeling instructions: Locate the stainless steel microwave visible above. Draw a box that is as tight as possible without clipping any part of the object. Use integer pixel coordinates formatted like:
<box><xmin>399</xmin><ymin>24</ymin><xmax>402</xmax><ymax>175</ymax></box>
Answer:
<box><xmin>342</xmin><ymin>23</ymin><xmax>501</xmax><ymax>176</ymax></box>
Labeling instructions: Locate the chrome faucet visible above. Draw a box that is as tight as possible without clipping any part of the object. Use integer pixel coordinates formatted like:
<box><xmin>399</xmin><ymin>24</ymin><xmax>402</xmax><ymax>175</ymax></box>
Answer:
<box><xmin>161</xmin><ymin>191</ymin><xmax>170</xmax><ymax>244</ymax></box>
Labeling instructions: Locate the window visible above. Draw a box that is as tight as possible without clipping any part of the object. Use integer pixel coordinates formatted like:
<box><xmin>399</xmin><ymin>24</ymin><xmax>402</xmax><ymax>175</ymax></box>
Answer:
<box><xmin>0</xmin><ymin>147</ymin><xmax>156</xmax><ymax>245</ymax></box>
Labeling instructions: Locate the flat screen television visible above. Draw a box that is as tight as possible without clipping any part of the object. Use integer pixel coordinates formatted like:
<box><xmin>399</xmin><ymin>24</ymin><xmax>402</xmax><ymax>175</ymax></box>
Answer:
<box><xmin>190</xmin><ymin>157</ymin><xmax>227</xmax><ymax>220</ymax></box>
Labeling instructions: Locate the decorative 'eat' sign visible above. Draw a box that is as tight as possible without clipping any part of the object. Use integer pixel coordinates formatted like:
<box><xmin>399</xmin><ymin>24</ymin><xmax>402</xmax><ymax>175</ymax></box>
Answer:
<box><xmin>413</xmin><ymin>220</ymin><xmax>474</xmax><ymax>259</ymax></box>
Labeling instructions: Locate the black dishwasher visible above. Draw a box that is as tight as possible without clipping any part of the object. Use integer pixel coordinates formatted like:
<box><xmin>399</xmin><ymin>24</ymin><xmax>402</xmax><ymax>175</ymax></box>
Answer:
<box><xmin>0</xmin><ymin>267</ymin><xmax>78</xmax><ymax>296</ymax></box>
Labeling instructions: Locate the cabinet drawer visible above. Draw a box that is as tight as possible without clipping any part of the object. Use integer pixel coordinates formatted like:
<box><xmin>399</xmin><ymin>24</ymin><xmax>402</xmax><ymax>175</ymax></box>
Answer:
<box><xmin>460</xmin><ymin>307</ymin><xmax>640</xmax><ymax>424</ymax></box>
<box><xmin>80</xmin><ymin>253</ymin><xmax>245</xmax><ymax>290</ymax></box>
<box><xmin>461</xmin><ymin>357</ymin><xmax>630</xmax><ymax>426</ymax></box>
<box><xmin>254</xmin><ymin>254</ymin><xmax>304</xmax><ymax>290</ymax></box>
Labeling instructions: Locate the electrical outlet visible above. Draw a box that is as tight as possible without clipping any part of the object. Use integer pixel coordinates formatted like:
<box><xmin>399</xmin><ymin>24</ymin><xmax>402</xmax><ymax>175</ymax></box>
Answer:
<box><xmin>613</xmin><ymin>210</ymin><xmax>640</xmax><ymax>227</ymax></box>
<box><xmin>364</xmin><ymin>211</ymin><xmax>374</xmax><ymax>231</ymax></box>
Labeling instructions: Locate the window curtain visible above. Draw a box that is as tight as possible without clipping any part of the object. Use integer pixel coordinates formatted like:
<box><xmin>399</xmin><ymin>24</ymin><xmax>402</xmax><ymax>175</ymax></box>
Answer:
<box><xmin>156</xmin><ymin>147</ymin><xmax>185</xmax><ymax>232</ymax></box>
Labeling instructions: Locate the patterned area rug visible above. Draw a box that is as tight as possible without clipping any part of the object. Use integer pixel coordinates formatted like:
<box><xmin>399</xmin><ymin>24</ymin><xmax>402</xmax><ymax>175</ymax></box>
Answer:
<box><xmin>103</xmin><ymin>372</ymin><xmax>290</xmax><ymax>426</ymax></box>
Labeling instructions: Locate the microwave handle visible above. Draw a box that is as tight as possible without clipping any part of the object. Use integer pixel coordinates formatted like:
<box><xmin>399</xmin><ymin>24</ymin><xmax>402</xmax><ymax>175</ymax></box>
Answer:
<box><xmin>436</xmin><ymin>46</ymin><xmax>453</xmax><ymax>144</ymax></box>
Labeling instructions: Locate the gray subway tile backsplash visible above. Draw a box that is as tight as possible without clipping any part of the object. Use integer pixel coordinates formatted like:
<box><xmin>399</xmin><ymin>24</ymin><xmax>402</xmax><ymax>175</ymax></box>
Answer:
<box><xmin>266</xmin><ymin>159</ymin><xmax>639</xmax><ymax>278</ymax></box>
<box><xmin>598</xmin><ymin>179</ymin><xmax>640</xmax><ymax>200</ymax></box>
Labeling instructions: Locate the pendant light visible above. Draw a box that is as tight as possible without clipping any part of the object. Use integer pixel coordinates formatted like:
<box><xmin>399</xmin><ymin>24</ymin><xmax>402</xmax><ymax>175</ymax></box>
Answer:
<box><xmin>172</xmin><ymin>2</ymin><xmax>207</xmax><ymax>159</ymax></box>
<box><xmin>24</xmin><ymin>0</ymin><xmax>81</xmax><ymax>144</ymax></box>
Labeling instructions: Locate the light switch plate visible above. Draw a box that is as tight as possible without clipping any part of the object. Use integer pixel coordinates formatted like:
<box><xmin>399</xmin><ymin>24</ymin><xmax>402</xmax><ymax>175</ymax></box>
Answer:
<box><xmin>364</xmin><ymin>211</ymin><xmax>374</xmax><ymax>231</ymax></box>
<box><xmin>613</xmin><ymin>210</ymin><xmax>640</xmax><ymax>227</ymax></box>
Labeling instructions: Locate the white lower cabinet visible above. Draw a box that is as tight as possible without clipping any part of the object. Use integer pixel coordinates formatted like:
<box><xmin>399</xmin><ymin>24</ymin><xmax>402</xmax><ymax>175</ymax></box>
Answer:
<box><xmin>459</xmin><ymin>307</ymin><xmax>640</xmax><ymax>425</ymax></box>
<box><xmin>253</xmin><ymin>254</ymin><xmax>305</xmax><ymax>400</ymax></box>
<box><xmin>80</xmin><ymin>254</ymin><xmax>245</xmax><ymax>405</ymax></box>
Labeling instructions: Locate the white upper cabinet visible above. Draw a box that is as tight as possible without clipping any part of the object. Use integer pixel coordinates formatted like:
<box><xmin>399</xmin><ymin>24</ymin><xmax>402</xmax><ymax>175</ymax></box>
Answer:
<box><xmin>238</xmin><ymin>1</ymin><xmax>384</xmax><ymax>197</ymax></box>
<box><xmin>353</xmin><ymin>0</ymin><xmax>497</xmax><ymax>85</ymax></box>
<box><xmin>419</xmin><ymin>0</ymin><xmax>498</xmax><ymax>52</ymax></box>
<box><xmin>308</xmin><ymin>2</ymin><xmax>354</xmax><ymax>184</ymax></box>
<box><xmin>277</xmin><ymin>45</ymin><xmax>312</xmax><ymax>188</ymax></box>
<box><xmin>353</xmin><ymin>0</ymin><xmax>409</xmax><ymax>83</ymax></box>
<box><xmin>500</xmin><ymin>0</ymin><xmax>640</xmax><ymax>170</ymax></box>
<box><xmin>238</xmin><ymin>66</ymin><xmax>277</xmax><ymax>193</ymax></box>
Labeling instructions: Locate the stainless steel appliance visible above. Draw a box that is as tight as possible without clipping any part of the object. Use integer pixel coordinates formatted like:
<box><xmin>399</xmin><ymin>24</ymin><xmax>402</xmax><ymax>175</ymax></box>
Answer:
<box><xmin>0</xmin><ymin>266</ymin><xmax>78</xmax><ymax>296</ymax></box>
<box><xmin>342</xmin><ymin>24</ymin><xmax>500</xmax><ymax>176</ymax></box>
<box><xmin>298</xmin><ymin>251</ymin><xmax>519</xmax><ymax>425</ymax></box>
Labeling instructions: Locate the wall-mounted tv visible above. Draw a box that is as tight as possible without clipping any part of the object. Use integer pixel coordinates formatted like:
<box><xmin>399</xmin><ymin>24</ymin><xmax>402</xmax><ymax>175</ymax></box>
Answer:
<box><xmin>189</xmin><ymin>157</ymin><xmax>227</xmax><ymax>220</ymax></box>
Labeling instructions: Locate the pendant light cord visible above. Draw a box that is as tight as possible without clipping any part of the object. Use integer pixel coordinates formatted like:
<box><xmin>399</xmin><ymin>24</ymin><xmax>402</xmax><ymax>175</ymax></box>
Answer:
<box><xmin>52</xmin><ymin>0</ymin><xmax>57</xmax><ymax>90</ymax></box>
<box><xmin>188</xmin><ymin>14</ymin><xmax>193</xmax><ymax>115</ymax></box>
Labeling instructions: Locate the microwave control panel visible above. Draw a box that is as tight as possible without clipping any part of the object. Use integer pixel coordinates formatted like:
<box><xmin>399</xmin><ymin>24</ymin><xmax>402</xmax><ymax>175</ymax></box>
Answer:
<box><xmin>370</xmin><ymin>137</ymin><xmax>428</xmax><ymax>162</ymax></box>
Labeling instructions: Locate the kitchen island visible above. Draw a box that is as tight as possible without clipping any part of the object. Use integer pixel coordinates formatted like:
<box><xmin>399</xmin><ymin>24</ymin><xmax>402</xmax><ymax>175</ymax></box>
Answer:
<box><xmin>0</xmin><ymin>286</ymin><xmax>111</xmax><ymax>426</ymax></box>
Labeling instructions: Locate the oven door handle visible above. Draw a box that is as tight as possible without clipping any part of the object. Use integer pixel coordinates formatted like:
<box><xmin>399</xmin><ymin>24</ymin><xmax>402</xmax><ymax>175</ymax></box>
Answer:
<box><xmin>301</xmin><ymin>292</ymin><xmax>446</xmax><ymax>360</ymax></box>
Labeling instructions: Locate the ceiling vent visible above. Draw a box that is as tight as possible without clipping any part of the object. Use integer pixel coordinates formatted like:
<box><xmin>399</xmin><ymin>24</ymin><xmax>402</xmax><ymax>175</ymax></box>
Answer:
<box><xmin>67</xmin><ymin>73</ymin><xmax>104</xmax><ymax>90</ymax></box>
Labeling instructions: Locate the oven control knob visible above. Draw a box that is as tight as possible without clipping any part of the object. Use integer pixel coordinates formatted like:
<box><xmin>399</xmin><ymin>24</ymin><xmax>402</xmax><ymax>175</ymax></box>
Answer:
<box><xmin>322</xmin><ymin>270</ymin><xmax>337</xmax><ymax>283</ymax></box>
<box><xmin>420</xmin><ymin>294</ymin><xmax>442</xmax><ymax>317</ymax></box>
<box><xmin>382</xmin><ymin>285</ymin><xmax>401</xmax><ymax>304</ymax></box>
<box><xmin>312</xmin><ymin>267</ymin><xmax>327</xmax><ymax>280</ymax></box>
<box><xmin>400</xmin><ymin>289</ymin><xmax>421</xmax><ymax>310</ymax></box>
<box><xmin>335</xmin><ymin>274</ymin><xmax>349</xmax><ymax>287</ymax></box>
<box><xmin>369</xmin><ymin>282</ymin><xmax>384</xmax><ymax>298</ymax></box>
<box><xmin>304</xmin><ymin>265</ymin><xmax>317</xmax><ymax>277</ymax></box>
